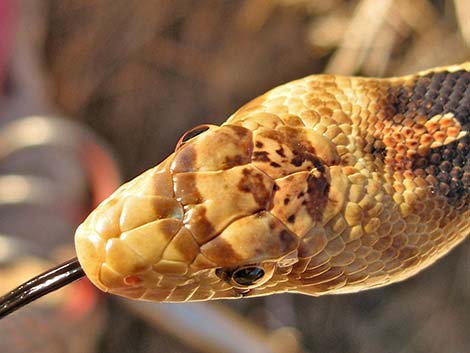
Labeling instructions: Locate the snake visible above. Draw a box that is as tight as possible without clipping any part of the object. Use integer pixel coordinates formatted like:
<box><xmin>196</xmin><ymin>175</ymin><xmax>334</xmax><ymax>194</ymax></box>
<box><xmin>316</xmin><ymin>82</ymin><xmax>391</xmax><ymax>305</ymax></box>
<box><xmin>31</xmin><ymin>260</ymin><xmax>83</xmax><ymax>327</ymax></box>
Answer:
<box><xmin>75</xmin><ymin>62</ymin><xmax>470</xmax><ymax>302</ymax></box>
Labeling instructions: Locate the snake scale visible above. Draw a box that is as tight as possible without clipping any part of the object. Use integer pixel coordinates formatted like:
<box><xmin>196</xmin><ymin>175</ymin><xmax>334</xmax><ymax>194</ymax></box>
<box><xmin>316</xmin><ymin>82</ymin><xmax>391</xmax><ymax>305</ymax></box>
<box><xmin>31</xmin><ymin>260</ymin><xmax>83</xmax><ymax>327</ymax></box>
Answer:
<box><xmin>75</xmin><ymin>63</ymin><xmax>470</xmax><ymax>302</ymax></box>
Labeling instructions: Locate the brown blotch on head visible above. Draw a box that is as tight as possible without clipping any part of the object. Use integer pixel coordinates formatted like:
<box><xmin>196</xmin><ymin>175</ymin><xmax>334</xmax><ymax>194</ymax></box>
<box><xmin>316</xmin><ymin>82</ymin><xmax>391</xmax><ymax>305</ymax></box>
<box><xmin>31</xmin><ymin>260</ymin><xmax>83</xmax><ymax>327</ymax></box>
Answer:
<box><xmin>304</xmin><ymin>171</ymin><xmax>330</xmax><ymax>222</ymax></box>
<box><xmin>162</xmin><ymin>226</ymin><xmax>200</xmax><ymax>263</ymax></box>
<box><xmin>253</xmin><ymin>151</ymin><xmax>270</xmax><ymax>162</ymax></box>
<box><xmin>238</xmin><ymin>168</ymin><xmax>273</xmax><ymax>209</ymax></box>
<box><xmin>201</xmin><ymin>212</ymin><xmax>298</xmax><ymax>267</ymax></box>
<box><xmin>172</xmin><ymin>124</ymin><xmax>253</xmax><ymax>172</ymax></box>
<box><xmin>251</xmin><ymin>125</ymin><xmax>335</xmax><ymax>179</ymax></box>
<box><xmin>276</xmin><ymin>147</ymin><xmax>286</xmax><ymax>158</ymax></box>
<box><xmin>173</xmin><ymin>173</ymin><xmax>203</xmax><ymax>205</ymax></box>
<box><xmin>171</xmin><ymin>144</ymin><xmax>197</xmax><ymax>172</ymax></box>
<box><xmin>224</xmin><ymin>154</ymin><xmax>246</xmax><ymax>167</ymax></box>
<box><xmin>184</xmin><ymin>206</ymin><xmax>216</xmax><ymax>244</ymax></box>
<box><xmin>205</xmin><ymin>238</ymin><xmax>244</xmax><ymax>266</ymax></box>
<box><xmin>271</xmin><ymin>165</ymin><xmax>330</xmax><ymax>237</ymax></box>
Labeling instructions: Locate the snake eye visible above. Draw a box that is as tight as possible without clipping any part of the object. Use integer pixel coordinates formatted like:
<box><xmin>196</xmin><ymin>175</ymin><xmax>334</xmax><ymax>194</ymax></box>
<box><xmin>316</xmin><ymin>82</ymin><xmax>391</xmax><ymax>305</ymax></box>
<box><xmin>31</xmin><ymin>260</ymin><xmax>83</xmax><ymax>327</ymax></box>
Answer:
<box><xmin>216</xmin><ymin>263</ymin><xmax>276</xmax><ymax>290</ymax></box>
<box><xmin>231</xmin><ymin>266</ymin><xmax>265</xmax><ymax>286</ymax></box>
<box><xmin>176</xmin><ymin>125</ymin><xmax>211</xmax><ymax>149</ymax></box>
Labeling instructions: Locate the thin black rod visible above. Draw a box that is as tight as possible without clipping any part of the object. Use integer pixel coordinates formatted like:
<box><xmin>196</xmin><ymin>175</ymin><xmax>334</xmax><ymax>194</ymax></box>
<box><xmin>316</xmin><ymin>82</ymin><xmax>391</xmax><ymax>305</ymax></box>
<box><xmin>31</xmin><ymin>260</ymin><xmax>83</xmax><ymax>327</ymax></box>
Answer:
<box><xmin>0</xmin><ymin>257</ymin><xmax>85</xmax><ymax>319</ymax></box>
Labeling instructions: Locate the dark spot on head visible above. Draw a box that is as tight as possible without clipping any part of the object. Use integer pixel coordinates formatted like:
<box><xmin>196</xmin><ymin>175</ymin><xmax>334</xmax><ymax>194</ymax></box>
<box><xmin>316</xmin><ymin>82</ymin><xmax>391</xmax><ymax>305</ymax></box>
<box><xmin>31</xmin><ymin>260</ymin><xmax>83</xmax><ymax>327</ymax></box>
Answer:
<box><xmin>253</xmin><ymin>151</ymin><xmax>270</xmax><ymax>162</ymax></box>
<box><xmin>228</xmin><ymin>125</ymin><xmax>252</xmax><ymax>139</ymax></box>
<box><xmin>283</xmin><ymin>197</ymin><xmax>290</xmax><ymax>205</ymax></box>
<box><xmin>253</xmin><ymin>127</ymin><xmax>334</xmax><ymax>178</ymax></box>
<box><xmin>291</xmin><ymin>153</ymin><xmax>326</xmax><ymax>173</ymax></box>
<box><xmin>291</xmin><ymin>155</ymin><xmax>304</xmax><ymax>167</ymax></box>
<box><xmin>223</xmin><ymin>154</ymin><xmax>246</xmax><ymax>168</ymax></box>
<box><xmin>276</xmin><ymin>147</ymin><xmax>286</xmax><ymax>157</ymax></box>
<box><xmin>237</xmin><ymin>169</ymin><xmax>272</xmax><ymax>208</ymax></box>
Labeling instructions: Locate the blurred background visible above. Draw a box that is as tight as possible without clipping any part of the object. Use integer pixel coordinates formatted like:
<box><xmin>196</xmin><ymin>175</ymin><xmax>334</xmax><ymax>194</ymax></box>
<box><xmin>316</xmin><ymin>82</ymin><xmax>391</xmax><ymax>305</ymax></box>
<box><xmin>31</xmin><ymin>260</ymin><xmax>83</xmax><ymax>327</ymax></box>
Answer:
<box><xmin>0</xmin><ymin>0</ymin><xmax>469</xmax><ymax>352</ymax></box>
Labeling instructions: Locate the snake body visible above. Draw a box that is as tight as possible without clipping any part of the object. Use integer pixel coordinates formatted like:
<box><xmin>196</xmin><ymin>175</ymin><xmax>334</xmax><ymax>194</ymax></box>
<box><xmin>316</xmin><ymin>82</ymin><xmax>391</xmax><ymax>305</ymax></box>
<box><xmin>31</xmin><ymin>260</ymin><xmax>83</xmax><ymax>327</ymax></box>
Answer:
<box><xmin>75</xmin><ymin>63</ymin><xmax>470</xmax><ymax>302</ymax></box>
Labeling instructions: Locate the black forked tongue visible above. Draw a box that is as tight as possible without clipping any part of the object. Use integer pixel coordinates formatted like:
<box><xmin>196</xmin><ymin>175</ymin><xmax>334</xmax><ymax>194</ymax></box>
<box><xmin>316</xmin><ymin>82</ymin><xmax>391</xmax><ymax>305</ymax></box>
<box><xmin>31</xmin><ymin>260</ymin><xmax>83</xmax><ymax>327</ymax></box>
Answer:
<box><xmin>0</xmin><ymin>258</ymin><xmax>85</xmax><ymax>319</ymax></box>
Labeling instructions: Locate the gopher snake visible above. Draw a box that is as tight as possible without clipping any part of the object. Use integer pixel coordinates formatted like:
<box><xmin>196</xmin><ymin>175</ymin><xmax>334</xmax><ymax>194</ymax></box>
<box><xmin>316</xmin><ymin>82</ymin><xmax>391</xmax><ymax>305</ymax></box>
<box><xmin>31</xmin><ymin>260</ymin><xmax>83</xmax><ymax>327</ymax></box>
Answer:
<box><xmin>75</xmin><ymin>63</ymin><xmax>470</xmax><ymax>302</ymax></box>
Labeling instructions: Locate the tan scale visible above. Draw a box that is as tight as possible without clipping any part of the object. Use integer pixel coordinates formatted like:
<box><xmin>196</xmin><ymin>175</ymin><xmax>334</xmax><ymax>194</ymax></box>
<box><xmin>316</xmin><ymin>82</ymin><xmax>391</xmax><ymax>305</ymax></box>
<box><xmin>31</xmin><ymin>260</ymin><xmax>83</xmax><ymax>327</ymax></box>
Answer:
<box><xmin>76</xmin><ymin>63</ymin><xmax>470</xmax><ymax>302</ymax></box>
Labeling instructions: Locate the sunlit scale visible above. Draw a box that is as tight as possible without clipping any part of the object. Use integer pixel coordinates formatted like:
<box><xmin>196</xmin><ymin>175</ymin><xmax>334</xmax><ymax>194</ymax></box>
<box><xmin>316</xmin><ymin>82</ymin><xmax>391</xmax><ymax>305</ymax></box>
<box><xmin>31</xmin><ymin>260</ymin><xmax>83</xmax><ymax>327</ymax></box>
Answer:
<box><xmin>75</xmin><ymin>63</ymin><xmax>470</xmax><ymax>302</ymax></box>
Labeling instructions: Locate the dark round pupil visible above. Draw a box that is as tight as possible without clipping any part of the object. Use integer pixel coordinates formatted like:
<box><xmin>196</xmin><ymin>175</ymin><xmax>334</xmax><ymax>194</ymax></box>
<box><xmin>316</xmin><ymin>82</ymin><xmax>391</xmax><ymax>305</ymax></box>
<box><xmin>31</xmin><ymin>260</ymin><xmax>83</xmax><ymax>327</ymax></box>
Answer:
<box><xmin>181</xmin><ymin>126</ymin><xmax>210</xmax><ymax>143</ymax></box>
<box><xmin>232</xmin><ymin>267</ymin><xmax>265</xmax><ymax>286</ymax></box>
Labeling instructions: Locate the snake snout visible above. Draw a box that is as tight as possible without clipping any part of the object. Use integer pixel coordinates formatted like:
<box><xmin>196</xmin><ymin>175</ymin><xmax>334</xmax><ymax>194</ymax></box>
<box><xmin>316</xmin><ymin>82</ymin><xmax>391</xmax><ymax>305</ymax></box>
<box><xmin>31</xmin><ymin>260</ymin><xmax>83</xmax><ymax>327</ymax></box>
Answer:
<box><xmin>75</xmin><ymin>164</ymin><xmax>199</xmax><ymax>298</ymax></box>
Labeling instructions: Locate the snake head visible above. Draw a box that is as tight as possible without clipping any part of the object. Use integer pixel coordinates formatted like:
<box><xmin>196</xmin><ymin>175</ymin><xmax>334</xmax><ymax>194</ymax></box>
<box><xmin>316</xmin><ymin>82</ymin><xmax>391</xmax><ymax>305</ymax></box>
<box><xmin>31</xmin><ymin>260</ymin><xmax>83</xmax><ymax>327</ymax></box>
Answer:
<box><xmin>74</xmin><ymin>121</ymin><xmax>325</xmax><ymax>301</ymax></box>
